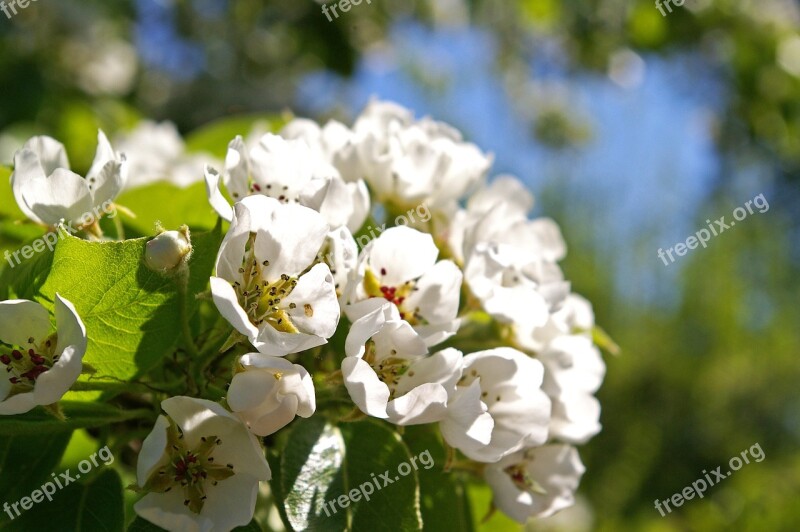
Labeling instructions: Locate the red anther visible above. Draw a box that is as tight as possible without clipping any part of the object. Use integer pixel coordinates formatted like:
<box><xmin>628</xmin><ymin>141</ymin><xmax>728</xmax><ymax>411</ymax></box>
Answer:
<box><xmin>12</xmin><ymin>350</ymin><xmax>22</xmax><ymax>360</ymax></box>
<box><xmin>9</xmin><ymin>377</ymin><xmax>19</xmax><ymax>384</ymax></box>
<box><xmin>187</xmin><ymin>454</ymin><xmax>197</xmax><ymax>464</ymax></box>
<box><xmin>252</xmin><ymin>183</ymin><xmax>261</xmax><ymax>192</ymax></box>
<box><xmin>380</xmin><ymin>268</ymin><xmax>387</xmax><ymax>275</ymax></box>
<box><xmin>0</xmin><ymin>355</ymin><xmax>10</xmax><ymax>365</ymax></box>
<box><xmin>397</xmin><ymin>297</ymin><xmax>405</xmax><ymax>305</ymax></box>
<box><xmin>30</xmin><ymin>354</ymin><xmax>46</xmax><ymax>365</ymax></box>
<box><xmin>28</xmin><ymin>349</ymin><xmax>35</xmax><ymax>357</ymax></box>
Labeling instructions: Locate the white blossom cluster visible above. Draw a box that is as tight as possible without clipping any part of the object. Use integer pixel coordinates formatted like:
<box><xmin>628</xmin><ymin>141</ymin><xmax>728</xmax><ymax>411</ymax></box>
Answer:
<box><xmin>2</xmin><ymin>100</ymin><xmax>607</xmax><ymax>531</ymax></box>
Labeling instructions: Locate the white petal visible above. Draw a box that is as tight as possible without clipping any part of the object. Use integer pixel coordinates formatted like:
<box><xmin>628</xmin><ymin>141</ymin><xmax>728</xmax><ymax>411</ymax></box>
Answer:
<box><xmin>21</xmin><ymin>168</ymin><xmax>93</xmax><ymax>225</ymax></box>
<box><xmin>341</xmin><ymin>357</ymin><xmax>390</xmax><ymax>418</ymax></box>
<box><xmin>196</xmin><ymin>472</ymin><xmax>261</xmax><ymax>531</ymax></box>
<box><xmin>283</xmin><ymin>263</ymin><xmax>340</xmax><ymax>339</ymax></box>
<box><xmin>23</xmin><ymin>135</ymin><xmax>70</xmax><ymax>175</ymax></box>
<box><xmin>135</xmin><ymin>492</ymin><xmax>210</xmax><ymax>532</ymax></box>
<box><xmin>0</xmin><ymin>391</ymin><xmax>38</xmax><ymax>415</ymax></box>
<box><xmin>403</xmin><ymin>260</ymin><xmax>462</xmax><ymax>327</ymax></box>
<box><xmin>395</xmin><ymin>348</ymin><xmax>462</xmax><ymax>397</ymax></box>
<box><xmin>253</xmin><ymin>323</ymin><xmax>327</xmax><ymax>357</ymax></box>
<box><xmin>137</xmin><ymin>415</ymin><xmax>170</xmax><ymax>484</ymax></box>
<box><xmin>256</xmin><ymin>203</ymin><xmax>329</xmax><ymax>279</ymax></box>
<box><xmin>11</xmin><ymin>147</ymin><xmax>48</xmax><ymax>224</ymax></box>
<box><xmin>223</xmin><ymin>136</ymin><xmax>252</xmax><ymax>202</ymax></box>
<box><xmin>0</xmin><ymin>299</ymin><xmax>50</xmax><ymax>347</ymax></box>
<box><xmin>86</xmin><ymin>130</ymin><xmax>126</xmax><ymax>206</ymax></box>
<box><xmin>387</xmin><ymin>383</ymin><xmax>449</xmax><ymax>425</ymax></box>
<box><xmin>440</xmin><ymin>379</ymin><xmax>494</xmax><ymax>449</ymax></box>
<box><xmin>204</xmin><ymin>165</ymin><xmax>234</xmax><ymax>221</ymax></box>
<box><xmin>365</xmin><ymin>226</ymin><xmax>439</xmax><ymax>286</ymax></box>
<box><xmin>210</xmin><ymin>276</ymin><xmax>260</xmax><ymax>340</ymax></box>
<box><xmin>344</xmin><ymin>300</ymin><xmax>395</xmax><ymax>358</ymax></box>
<box><xmin>247</xmin><ymin>396</ymin><xmax>299</xmax><ymax>436</ymax></box>
<box><xmin>33</xmin><ymin>295</ymin><xmax>87</xmax><ymax>405</ymax></box>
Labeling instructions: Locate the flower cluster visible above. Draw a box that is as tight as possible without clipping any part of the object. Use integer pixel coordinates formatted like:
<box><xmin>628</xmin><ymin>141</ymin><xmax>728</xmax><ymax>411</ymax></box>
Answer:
<box><xmin>2</xmin><ymin>100</ymin><xmax>608</xmax><ymax>531</ymax></box>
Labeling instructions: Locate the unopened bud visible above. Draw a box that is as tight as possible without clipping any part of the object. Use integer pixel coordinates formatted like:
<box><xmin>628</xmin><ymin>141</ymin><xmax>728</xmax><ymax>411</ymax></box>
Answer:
<box><xmin>145</xmin><ymin>227</ymin><xmax>192</xmax><ymax>272</ymax></box>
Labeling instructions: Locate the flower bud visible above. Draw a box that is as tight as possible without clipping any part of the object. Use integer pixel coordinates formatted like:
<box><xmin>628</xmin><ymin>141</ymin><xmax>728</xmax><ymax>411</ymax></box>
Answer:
<box><xmin>145</xmin><ymin>227</ymin><xmax>192</xmax><ymax>273</ymax></box>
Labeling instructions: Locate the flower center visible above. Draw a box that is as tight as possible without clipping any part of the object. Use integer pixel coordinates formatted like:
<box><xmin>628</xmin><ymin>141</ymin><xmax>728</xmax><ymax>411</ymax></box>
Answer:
<box><xmin>1</xmin><ymin>335</ymin><xmax>57</xmax><ymax>395</ymax></box>
<box><xmin>503</xmin><ymin>462</ymin><xmax>547</xmax><ymax>496</ymax></box>
<box><xmin>232</xmin><ymin>235</ymin><xmax>301</xmax><ymax>334</ymax></box>
<box><xmin>363</xmin><ymin>268</ymin><xmax>421</xmax><ymax>324</ymax></box>
<box><xmin>363</xmin><ymin>342</ymin><xmax>410</xmax><ymax>399</ymax></box>
<box><xmin>143</xmin><ymin>421</ymin><xmax>235</xmax><ymax>514</ymax></box>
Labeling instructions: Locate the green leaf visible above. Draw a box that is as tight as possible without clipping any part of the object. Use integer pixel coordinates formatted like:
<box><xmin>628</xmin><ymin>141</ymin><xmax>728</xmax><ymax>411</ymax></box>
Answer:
<box><xmin>0</xmin><ymin>234</ymin><xmax>55</xmax><ymax>300</ymax></box>
<box><xmin>184</xmin><ymin>114</ymin><xmax>288</xmax><ymax>158</ymax></box>
<box><xmin>127</xmin><ymin>517</ymin><xmax>262</xmax><ymax>531</ymax></box>
<box><xmin>403</xmin><ymin>425</ymin><xmax>475</xmax><ymax>532</ymax></box>
<box><xmin>3</xmin><ymin>468</ymin><xmax>124</xmax><ymax>531</ymax></box>
<box><xmin>0</xmin><ymin>402</ymin><xmax>152</xmax><ymax>436</ymax></box>
<box><xmin>467</xmin><ymin>483</ymin><xmax>520</xmax><ymax>532</ymax></box>
<box><xmin>0</xmin><ymin>431</ymin><xmax>72</xmax><ymax>506</ymax></box>
<box><xmin>115</xmin><ymin>182</ymin><xmax>220</xmax><ymax>237</ymax></box>
<box><xmin>276</xmin><ymin>418</ymin><xmax>422</xmax><ymax>531</ymax></box>
<box><xmin>31</xmin><ymin>225</ymin><xmax>221</xmax><ymax>390</ymax></box>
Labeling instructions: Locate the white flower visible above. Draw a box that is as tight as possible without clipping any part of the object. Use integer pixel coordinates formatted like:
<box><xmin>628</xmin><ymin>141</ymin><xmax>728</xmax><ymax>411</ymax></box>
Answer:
<box><xmin>280</xmin><ymin>118</ymin><xmax>361</xmax><ymax>182</ymax></box>
<box><xmin>539</xmin><ymin>335</ymin><xmax>605</xmax><ymax>444</ymax></box>
<box><xmin>134</xmin><ymin>396</ymin><xmax>271</xmax><ymax>532</ymax></box>
<box><xmin>115</xmin><ymin>121</ymin><xmax>212</xmax><ymax>190</ymax></box>
<box><xmin>319</xmin><ymin>225</ymin><xmax>359</xmax><ymax>299</ymax></box>
<box><xmin>440</xmin><ymin>348</ymin><xmax>551</xmax><ymax>463</ymax></box>
<box><xmin>0</xmin><ymin>295</ymin><xmax>87</xmax><ymax>415</ymax></box>
<box><xmin>227</xmin><ymin>353</ymin><xmax>316</xmax><ymax>436</ymax></box>
<box><xmin>451</xmin><ymin>176</ymin><xmax>570</xmax><ymax>328</ymax></box>
<box><xmin>210</xmin><ymin>195</ymin><xmax>340</xmax><ymax>356</ymax></box>
<box><xmin>515</xmin><ymin>293</ymin><xmax>595</xmax><ymax>354</ymax></box>
<box><xmin>343</xmin><ymin>226</ymin><xmax>462</xmax><ymax>347</ymax></box>
<box><xmin>484</xmin><ymin>444</ymin><xmax>585</xmax><ymax>523</ymax></box>
<box><xmin>342</xmin><ymin>301</ymin><xmax>462</xmax><ymax>425</ymax></box>
<box><xmin>205</xmin><ymin>133</ymin><xmax>369</xmax><ymax>232</ymax></box>
<box><xmin>352</xmin><ymin>99</ymin><xmax>492</xmax><ymax>210</ymax></box>
<box><xmin>11</xmin><ymin>131</ymin><xmax>127</xmax><ymax>227</ymax></box>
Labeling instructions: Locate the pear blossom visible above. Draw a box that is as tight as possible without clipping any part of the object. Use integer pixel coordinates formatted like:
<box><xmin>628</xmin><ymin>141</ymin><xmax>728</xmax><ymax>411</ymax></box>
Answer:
<box><xmin>227</xmin><ymin>353</ymin><xmax>316</xmax><ymax>436</ymax></box>
<box><xmin>134</xmin><ymin>396</ymin><xmax>271</xmax><ymax>532</ymax></box>
<box><xmin>115</xmin><ymin>121</ymin><xmax>212</xmax><ymax>190</ymax></box>
<box><xmin>342</xmin><ymin>300</ymin><xmax>463</xmax><ymax>425</ymax></box>
<box><xmin>0</xmin><ymin>295</ymin><xmax>87</xmax><ymax>415</ymax></box>
<box><xmin>484</xmin><ymin>444</ymin><xmax>585</xmax><ymax>522</ymax></box>
<box><xmin>280</xmin><ymin>118</ymin><xmax>361</xmax><ymax>181</ymax></box>
<box><xmin>440</xmin><ymin>348</ymin><xmax>551</xmax><ymax>463</ymax></box>
<box><xmin>538</xmin><ymin>335</ymin><xmax>605</xmax><ymax>444</ymax></box>
<box><xmin>205</xmin><ymin>133</ymin><xmax>369</xmax><ymax>232</ymax></box>
<box><xmin>450</xmin><ymin>176</ymin><xmax>570</xmax><ymax>329</ymax></box>
<box><xmin>11</xmin><ymin>131</ymin><xmax>127</xmax><ymax>227</ymax></box>
<box><xmin>351</xmin><ymin>99</ymin><xmax>492</xmax><ymax>210</ymax></box>
<box><xmin>343</xmin><ymin>226</ymin><xmax>462</xmax><ymax>347</ymax></box>
<box><xmin>515</xmin><ymin>293</ymin><xmax>595</xmax><ymax>353</ymax></box>
<box><xmin>210</xmin><ymin>195</ymin><xmax>340</xmax><ymax>356</ymax></box>
<box><xmin>319</xmin><ymin>225</ymin><xmax>359</xmax><ymax>299</ymax></box>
